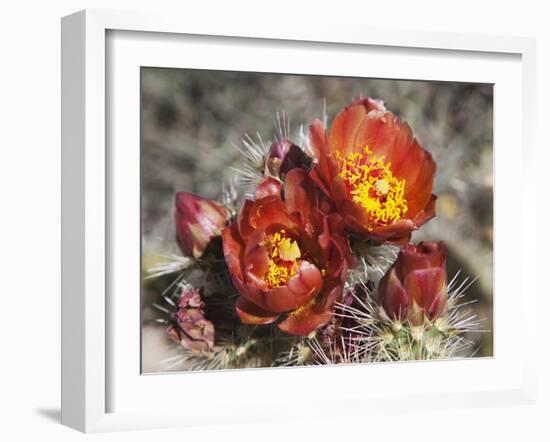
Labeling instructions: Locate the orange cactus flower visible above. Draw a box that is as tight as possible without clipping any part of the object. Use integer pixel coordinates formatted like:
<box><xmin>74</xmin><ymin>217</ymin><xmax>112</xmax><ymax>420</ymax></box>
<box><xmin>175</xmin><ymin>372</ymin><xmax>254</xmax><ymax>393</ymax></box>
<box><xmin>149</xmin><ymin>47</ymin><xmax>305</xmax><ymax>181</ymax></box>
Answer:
<box><xmin>221</xmin><ymin>169</ymin><xmax>354</xmax><ymax>336</ymax></box>
<box><xmin>309</xmin><ymin>97</ymin><xmax>437</xmax><ymax>244</ymax></box>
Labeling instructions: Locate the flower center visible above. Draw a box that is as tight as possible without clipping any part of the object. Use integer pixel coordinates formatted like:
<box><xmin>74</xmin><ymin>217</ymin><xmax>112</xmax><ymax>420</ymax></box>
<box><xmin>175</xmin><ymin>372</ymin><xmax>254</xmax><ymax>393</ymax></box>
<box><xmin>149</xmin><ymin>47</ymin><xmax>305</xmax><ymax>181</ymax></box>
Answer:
<box><xmin>263</xmin><ymin>229</ymin><xmax>301</xmax><ymax>289</ymax></box>
<box><xmin>337</xmin><ymin>146</ymin><xmax>408</xmax><ymax>228</ymax></box>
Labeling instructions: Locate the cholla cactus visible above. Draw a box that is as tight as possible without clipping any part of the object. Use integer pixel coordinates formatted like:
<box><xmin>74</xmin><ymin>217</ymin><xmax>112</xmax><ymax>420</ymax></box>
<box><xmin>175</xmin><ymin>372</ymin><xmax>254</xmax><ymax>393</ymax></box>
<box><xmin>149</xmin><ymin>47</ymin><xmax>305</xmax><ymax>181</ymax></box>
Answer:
<box><xmin>145</xmin><ymin>96</ymin><xmax>488</xmax><ymax>372</ymax></box>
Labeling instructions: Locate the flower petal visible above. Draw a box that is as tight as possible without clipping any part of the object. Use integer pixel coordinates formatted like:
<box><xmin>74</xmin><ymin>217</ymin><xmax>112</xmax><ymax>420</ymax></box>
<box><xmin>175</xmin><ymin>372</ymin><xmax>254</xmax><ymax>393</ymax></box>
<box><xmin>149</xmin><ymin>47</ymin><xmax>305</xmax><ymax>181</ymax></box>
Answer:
<box><xmin>342</xmin><ymin>200</ymin><xmax>415</xmax><ymax>243</ymax></box>
<box><xmin>329</xmin><ymin>175</ymin><xmax>347</xmax><ymax>206</ymax></box>
<box><xmin>238</xmin><ymin>200</ymin><xmax>256</xmax><ymax>237</ymax></box>
<box><xmin>235</xmin><ymin>296</ymin><xmax>280</xmax><ymax>325</ymax></box>
<box><xmin>248</xmin><ymin>196</ymin><xmax>295</xmax><ymax>231</ymax></box>
<box><xmin>263</xmin><ymin>261</ymin><xmax>323</xmax><ymax>313</ymax></box>
<box><xmin>278</xmin><ymin>284</ymin><xmax>342</xmax><ymax>336</ymax></box>
<box><xmin>411</xmin><ymin>194</ymin><xmax>437</xmax><ymax>229</ymax></box>
<box><xmin>378</xmin><ymin>267</ymin><xmax>410</xmax><ymax>321</ymax></box>
<box><xmin>356</xmin><ymin>111</ymin><xmax>414</xmax><ymax>166</ymax></box>
<box><xmin>243</xmin><ymin>242</ymin><xmax>270</xmax><ymax>282</ymax></box>
<box><xmin>255</xmin><ymin>178</ymin><xmax>282</xmax><ymax>199</ymax></box>
<box><xmin>328</xmin><ymin>102</ymin><xmax>368</xmax><ymax>156</ymax></box>
<box><xmin>403</xmin><ymin>268</ymin><xmax>447</xmax><ymax>318</ymax></box>
<box><xmin>309</xmin><ymin>119</ymin><xmax>334</xmax><ymax>197</ymax></box>
<box><xmin>283</xmin><ymin>168</ymin><xmax>317</xmax><ymax>217</ymax></box>
<box><xmin>398</xmin><ymin>144</ymin><xmax>436</xmax><ymax>219</ymax></box>
<box><xmin>396</xmin><ymin>240</ymin><xmax>446</xmax><ymax>279</ymax></box>
<box><xmin>308</xmin><ymin>118</ymin><xmax>328</xmax><ymax>159</ymax></box>
<box><xmin>221</xmin><ymin>224</ymin><xmax>245</xmax><ymax>282</ymax></box>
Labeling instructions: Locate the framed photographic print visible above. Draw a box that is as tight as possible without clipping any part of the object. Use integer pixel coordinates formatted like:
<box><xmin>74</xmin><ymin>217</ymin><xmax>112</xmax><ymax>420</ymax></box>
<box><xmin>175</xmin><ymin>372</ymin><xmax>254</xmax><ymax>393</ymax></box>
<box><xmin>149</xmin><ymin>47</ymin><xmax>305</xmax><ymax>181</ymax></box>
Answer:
<box><xmin>61</xmin><ymin>9</ymin><xmax>537</xmax><ymax>432</ymax></box>
<box><xmin>140</xmin><ymin>68</ymin><xmax>493</xmax><ymax>372</ymax></box>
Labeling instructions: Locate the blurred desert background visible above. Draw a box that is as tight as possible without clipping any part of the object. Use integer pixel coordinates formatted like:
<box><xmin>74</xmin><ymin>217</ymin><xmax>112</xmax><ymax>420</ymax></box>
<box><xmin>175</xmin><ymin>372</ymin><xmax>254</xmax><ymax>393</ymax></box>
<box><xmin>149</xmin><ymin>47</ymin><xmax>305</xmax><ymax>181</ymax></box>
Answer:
<box><xmin>141</xmin><ymin>68</ymin><xmax>493</xmax><ymax>371</ymax></box>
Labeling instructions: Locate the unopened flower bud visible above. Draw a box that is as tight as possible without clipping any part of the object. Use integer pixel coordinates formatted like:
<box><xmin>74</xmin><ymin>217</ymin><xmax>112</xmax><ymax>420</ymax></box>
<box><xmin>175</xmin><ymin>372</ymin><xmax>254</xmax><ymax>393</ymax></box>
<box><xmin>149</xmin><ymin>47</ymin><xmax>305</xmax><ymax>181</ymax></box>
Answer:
<box><xmin>264</xmin><ymin>139</ymin><xmax>312</xmax><ymax>179</ymax></box>
<box><xmin>377</xmin><ymin>241</ymin><xmax>448</xmax><ymax>326</ymax></box>
<box><xmin>175</xmin><ymin>192</ymin><xmax>229</xmax><ymax>259</ymax></box>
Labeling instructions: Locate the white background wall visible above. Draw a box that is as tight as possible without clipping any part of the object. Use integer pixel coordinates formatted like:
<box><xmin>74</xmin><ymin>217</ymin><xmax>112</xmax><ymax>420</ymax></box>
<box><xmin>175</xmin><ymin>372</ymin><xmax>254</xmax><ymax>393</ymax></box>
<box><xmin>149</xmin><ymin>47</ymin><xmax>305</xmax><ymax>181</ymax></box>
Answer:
<box><xmin>0</xmin><ymin>1</ymin><xmax>547</xmax><ymax>440</ymax></box>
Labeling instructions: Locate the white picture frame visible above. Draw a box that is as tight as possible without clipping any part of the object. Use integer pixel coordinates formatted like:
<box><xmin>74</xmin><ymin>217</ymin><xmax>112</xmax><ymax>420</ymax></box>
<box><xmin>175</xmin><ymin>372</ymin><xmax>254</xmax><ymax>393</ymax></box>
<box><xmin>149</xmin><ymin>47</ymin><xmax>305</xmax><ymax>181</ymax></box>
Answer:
<box><xmin>61</xmin><ymin>9</ymin><xmax>537</xmax><ymax>433</ymax></box>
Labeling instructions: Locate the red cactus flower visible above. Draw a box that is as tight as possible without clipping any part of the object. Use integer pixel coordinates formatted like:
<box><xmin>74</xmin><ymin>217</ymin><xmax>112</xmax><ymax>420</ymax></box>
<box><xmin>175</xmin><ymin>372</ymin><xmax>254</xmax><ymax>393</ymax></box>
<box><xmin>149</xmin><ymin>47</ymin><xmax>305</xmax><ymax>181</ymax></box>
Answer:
<box><xmin>309</xmin><ymin>97</ymin><xmax>437</xmax><ymax>244</ymax></box>
<box><xmin>222</xmin><ymin>169</ymin><xmax>354</xmax><ymax>336</ymax></box>
<box><xmin>167</xmin><ymin>287</ymin><xmax>215</xmax><ymax>352</ymax></box>
<box><xmin>377</xmin><ymin>241</ymin><xmax>448</xmax><ymax>325</ymax></box>
<box><xmin>264</xmin><ymin>139</ymin><xmax>312</xmax><ymax>179</ymax></box>
<box><xmin>175</xmin><ymin>192</ymin><xmax>229</xmax><ymax>259</ymax></box>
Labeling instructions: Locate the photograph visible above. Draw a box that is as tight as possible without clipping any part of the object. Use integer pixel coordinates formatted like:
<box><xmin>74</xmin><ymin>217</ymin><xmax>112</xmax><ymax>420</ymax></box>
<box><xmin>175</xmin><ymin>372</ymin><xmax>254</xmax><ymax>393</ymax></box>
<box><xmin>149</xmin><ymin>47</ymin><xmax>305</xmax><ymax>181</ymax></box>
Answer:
<box><xmin>140</xmin><ymin>68</ymin><xmax>493</xmax><ymax>373</ymax></box>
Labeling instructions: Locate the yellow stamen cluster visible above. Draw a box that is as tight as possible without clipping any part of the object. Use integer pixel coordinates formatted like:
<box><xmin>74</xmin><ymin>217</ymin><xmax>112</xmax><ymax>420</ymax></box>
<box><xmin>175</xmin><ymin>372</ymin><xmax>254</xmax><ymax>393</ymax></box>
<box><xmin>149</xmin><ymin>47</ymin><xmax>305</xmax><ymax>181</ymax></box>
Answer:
<box><xmin>337</xmin><ymin>146</ymin><xmax>408</xmax><ymax>227</ymax></box>
<box><xmin>263</xmin><ymin>230</ymin><xmax>301</xmax><ymax>289</ymax></box>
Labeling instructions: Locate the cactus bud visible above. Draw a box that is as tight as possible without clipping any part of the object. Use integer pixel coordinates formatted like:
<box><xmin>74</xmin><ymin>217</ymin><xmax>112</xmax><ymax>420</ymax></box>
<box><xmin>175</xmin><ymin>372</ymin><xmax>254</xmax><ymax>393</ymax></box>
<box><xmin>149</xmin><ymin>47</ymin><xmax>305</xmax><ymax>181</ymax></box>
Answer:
<box><xmin>377</xmin><ymin>241</ymin><xmax>448</xmax><ymax>326</ymax></box>
<box><xmin>264</xmin><ymin>139</ymin><xmax>312</xmax><ymax>179</ymax></box>
<box><xmin>175</xmin><ymin>192</ymin><xmax>228</xmax><ymax>259</ymax></box>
